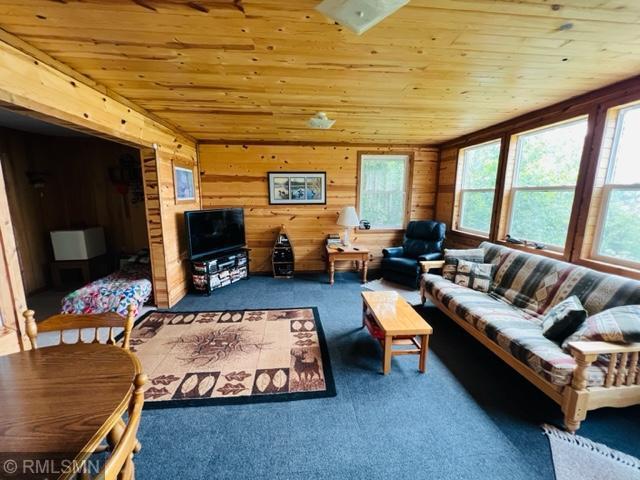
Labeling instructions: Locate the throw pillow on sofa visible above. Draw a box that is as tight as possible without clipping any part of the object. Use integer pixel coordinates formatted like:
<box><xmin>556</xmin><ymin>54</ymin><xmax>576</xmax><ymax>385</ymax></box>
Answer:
<box><xmin>453</xmin><ymin>259</ymin><xmax>495</xmax><ymax>293</ymax></box>
<box><xmin>562</xmin><ymin>305</ymin><xmax>640</xmax><ymax>350</ymax></box>
<box><xmin>443</xmin><ymin>248</ymin><xmax>484</xmax><ymax>281</ymax></box>
<box><xmin>541</xmin><ymin>296</ymin><xmax>587</xmax><ymax>343</ymax></box>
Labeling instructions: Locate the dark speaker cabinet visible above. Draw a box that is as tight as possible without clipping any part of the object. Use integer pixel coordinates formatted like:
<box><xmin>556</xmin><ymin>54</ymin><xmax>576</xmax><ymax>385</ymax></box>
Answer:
<box><xmin>272</xmin><ymin>227</ymin><xmax>294</xmax><ymax>279</ymax></box>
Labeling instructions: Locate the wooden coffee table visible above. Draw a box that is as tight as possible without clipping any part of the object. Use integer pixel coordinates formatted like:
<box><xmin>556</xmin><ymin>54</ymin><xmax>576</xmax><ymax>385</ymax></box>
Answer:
<box><xmin>361</xmin><ymin>291</ymin><xmax>433</xmax><ymax>374</ymax></box>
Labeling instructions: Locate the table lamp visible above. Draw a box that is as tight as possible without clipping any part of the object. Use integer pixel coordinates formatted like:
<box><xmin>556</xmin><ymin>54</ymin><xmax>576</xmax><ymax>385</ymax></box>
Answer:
<box><xmin>337</xmin><ymin>206</ymin><xmax>360</xmax><ymax>246</ymax></box>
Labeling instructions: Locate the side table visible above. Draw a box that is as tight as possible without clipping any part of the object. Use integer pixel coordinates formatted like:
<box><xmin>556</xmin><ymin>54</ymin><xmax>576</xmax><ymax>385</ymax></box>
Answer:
<box><xmin>325</xmin><ymin>245</ymin><xmax>370</xmax><ymax>285</ymax></box>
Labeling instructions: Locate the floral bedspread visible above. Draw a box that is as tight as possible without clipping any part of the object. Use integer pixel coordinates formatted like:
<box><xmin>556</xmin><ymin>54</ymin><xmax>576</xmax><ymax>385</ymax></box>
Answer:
<box><xmin>61</xmin><ymin>263</ymin><xmax>153</xmax><ymax>317</ymax></box>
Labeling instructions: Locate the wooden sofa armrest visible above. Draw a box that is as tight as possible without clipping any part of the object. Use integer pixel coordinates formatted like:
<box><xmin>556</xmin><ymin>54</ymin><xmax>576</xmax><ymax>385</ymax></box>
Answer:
<box><xmin>567</xmin><ymin>341</ymin><xmax>640</xmax><ymax>390</ymax></box>
<box><xmin>420</xmin><ymin>260</ymin><xmax>445</xmax><ymax>274</ymax></box>
<box><xmin>568</xmin><ymin>341</ymin><xmax>640</xmax><ymax>358</ymax></box>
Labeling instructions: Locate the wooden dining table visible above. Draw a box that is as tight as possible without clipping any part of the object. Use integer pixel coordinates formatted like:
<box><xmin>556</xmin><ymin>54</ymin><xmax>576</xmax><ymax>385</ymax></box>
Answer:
<box><xmin>0</xmin><ymin>343</ymin><xmax>140</xmax><ymax>479</ymax></box>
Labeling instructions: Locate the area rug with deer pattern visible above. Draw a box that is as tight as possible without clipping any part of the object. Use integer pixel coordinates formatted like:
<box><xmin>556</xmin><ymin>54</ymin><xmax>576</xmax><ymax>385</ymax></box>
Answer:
<box><xmin>131</xmin><ymin>307</ymin><xmax>335</xmax><ymax>408</ymax></box>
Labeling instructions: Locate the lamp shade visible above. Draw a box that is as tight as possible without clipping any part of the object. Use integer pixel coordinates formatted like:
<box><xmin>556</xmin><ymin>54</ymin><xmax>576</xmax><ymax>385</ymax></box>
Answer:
<box><xmin>337</xmin><ymin>206</ymin><xmax>360</xmax><ymax>227</ymax></box>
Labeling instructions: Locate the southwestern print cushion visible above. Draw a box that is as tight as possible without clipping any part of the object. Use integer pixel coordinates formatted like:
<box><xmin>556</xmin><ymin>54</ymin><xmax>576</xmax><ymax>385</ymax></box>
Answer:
<box><xmin>443</xmin><ymin>248</ymin><xmax>485</xmax><ymax>281</ymax></box>
<box><xmin>541</xmin><ymin>296</ymin><xmax>587</xmax><ymax>343</ymax></box>
<box><xmin>453</xmin><ymin>259</ymin><xmax>495</xmax><ymax>293</ymax></box>
<box><xmin>563</xmin><ymin>305</ymin><xmax>640</xmax><ymax>349</ymax></box>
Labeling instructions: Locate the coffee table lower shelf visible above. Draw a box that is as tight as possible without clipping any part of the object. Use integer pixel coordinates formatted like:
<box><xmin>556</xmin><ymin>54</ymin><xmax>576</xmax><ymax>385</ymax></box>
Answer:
<box><xmin>362</xmin><ymin>310</ymin><xmax>431</xmax><ymax>375</ymax></box>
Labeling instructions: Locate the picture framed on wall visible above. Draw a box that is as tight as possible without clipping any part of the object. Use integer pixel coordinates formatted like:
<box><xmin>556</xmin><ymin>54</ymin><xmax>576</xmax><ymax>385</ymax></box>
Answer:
<box><xmin>173</xmin><ymin>162</ymin><xmax>196</xmax><ymax>203</ymax></box>
<box><xmin>268</xmin><ymin>172</ymin><xmax>326</xmax><ymax>205</ymax></box>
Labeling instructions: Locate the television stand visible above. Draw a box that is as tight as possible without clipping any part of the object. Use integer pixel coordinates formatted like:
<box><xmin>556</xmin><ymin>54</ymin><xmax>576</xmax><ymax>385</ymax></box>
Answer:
<box><xmin>190</xmin><ymin>248</ymin><xmax>249</xmax><ymax>295</ymax></box>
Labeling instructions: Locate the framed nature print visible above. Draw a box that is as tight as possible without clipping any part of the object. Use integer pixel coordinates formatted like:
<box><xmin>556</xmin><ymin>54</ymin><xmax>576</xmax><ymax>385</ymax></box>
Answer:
<box><xmin>173</xmin><ymin>162</ymin><xmax>196</xmax><ymax>203</ymax></box>
<box><xmin>268</xmin><ymin>172</ymin><xmax>326</xmax><ymax>205</ymax></box>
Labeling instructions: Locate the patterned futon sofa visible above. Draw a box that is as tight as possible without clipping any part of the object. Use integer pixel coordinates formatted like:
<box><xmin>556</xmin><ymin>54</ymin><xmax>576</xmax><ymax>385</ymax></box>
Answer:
<box><xmin>420</xmin><ymin>241</ymin><xmax>640</xmax><ymax>432</ymax></box>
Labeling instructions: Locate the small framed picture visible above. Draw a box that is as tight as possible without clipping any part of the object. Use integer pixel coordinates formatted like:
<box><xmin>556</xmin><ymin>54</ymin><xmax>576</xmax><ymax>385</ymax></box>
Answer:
<box><xmin>173</xmin><ymin>163</ymin><xmax>196</xmax><ymax>203</ymax></box>
<box><xmin>268</xmin><ymin>172</ymin><xmax>326</xmax><ymax>205</ymax></box>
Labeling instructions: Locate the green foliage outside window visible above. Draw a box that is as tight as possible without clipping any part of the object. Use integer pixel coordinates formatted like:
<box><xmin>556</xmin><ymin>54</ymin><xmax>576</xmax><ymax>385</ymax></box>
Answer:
<box><xmin>360</xmin><ymin>156</ymin><xmax>407</xmax><ymax>228</ymax></box>
<box><xmin>458</xmin><ymin>141</ymin><xmax>500</xmax><ymax>234</ymax></box>
<box><xmin>510</xmin><ymin>190</ymin><xmax>575</xmax><ymax>247</ymax></box>
<box><xmin>460</xmin><ymin>191</ymin><xmax>494</xmax><ymax>233</ymax></box>
<box><xmin>462</xmin><ymin>142</ymin><xmax>500</xmax><ymax>189</ymax></box>
<box><xmin>515</xmin><ymin>121</ymin><xmax>586</xmax><ymax>187</ymax></box>
<box><xmin>509</xmin><ymin>119</ymin><xmax>587</xmax><ymax>247</ymax></box>
<box><xmin>598</xmin><ymin>189</ymin><xmax>640</xmax><ymax>263</ymax></box>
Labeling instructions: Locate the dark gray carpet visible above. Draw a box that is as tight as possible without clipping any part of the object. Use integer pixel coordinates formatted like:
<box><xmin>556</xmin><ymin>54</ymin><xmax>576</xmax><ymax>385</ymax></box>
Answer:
<box><xmin>135</xmin><ymin>272</ymin><xmax>640</xmax><ymax>479</ymax></box>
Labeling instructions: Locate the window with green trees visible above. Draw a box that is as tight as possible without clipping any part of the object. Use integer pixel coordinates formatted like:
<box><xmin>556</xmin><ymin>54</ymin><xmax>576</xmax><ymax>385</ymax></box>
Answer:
<box><xmin>507</xmin><ymin>118</ymin><xmax>588</xmax><ymax>249</ymax></box>
<box><xmin>358</xmin><ymin>154</ymin><xmax>409</xmax><ymax>229</ymax></box>
<box><xmin>456</xmin><ymin>140</ymin><xmax>501</xmax><ymax>235</ymax></box>
<box><xmin>594</xmin><ymin>104</ymin><xmax>640</xmax><ymax>266</ymax></box>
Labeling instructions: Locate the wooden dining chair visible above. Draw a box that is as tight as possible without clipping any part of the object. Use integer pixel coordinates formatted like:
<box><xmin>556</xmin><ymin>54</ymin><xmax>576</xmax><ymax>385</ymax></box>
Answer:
<box><xmin>22</xmin><ymin>304</ymin><xmax>135</xmax><ymax>350</ymax></box>
<box><xmin>96</xmin><ymin>373</ymin><xmax>147</xmax><ymax>480</ymax></box>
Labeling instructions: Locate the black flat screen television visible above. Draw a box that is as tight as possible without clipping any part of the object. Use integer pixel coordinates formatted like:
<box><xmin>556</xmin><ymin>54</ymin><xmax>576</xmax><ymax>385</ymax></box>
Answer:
<box><xmin>184</xmin><ymin>208</ymin><xmax>246</xmax><ymax>260</ymax></box>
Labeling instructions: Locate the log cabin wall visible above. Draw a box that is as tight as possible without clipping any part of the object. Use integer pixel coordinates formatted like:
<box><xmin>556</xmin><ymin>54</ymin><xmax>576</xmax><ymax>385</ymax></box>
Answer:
<box><xmin>0</xmin><ymin>37</ymin><xmax>200</xmax><ymax>352</ymax></box>
<box><xmin>139</xmin><ymin>147</ymin><xmax>167</xmax><ymax>307</ymax></box>
<box><xmin>0</xmin><ymin>128</ymin><xmax>51</xmax><ymax>295</ymax></box>
<box><xmin>156</xmin><ymin>147</ymin><xmax>201</xmax><ymax>306</ymax></box>
<box><xmin>0</xmin><ymin>154</ymin><xmax>26</xmax><ymax>354</ymax></box>
<box><xmin>199</xmin><ymin>144</ymin><xmax>438</xmax><ymax>273</ymax></box>
<box><xmin>435</xmin><ymin>76</ymin><xmax>640</xmax><ymax>278</ymax></box>
<box><xmin>0</xmin><ymin>127</ymin><xmax>148</xmax><ymax>295</ymax></box>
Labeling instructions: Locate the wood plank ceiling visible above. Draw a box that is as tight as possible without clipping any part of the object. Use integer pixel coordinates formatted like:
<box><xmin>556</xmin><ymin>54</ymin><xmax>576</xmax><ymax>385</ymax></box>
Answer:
<box><xmin>0</xmin><ymin>0</ymin><xmax>639</xmax><ymax>144</ymax></box>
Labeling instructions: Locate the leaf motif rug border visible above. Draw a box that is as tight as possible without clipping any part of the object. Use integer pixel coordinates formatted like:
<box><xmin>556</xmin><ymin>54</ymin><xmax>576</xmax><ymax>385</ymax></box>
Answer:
<box><xmin>123</xmin><ymin>306</ymin><xmax>336</xmax><ymax>409</ymax></box>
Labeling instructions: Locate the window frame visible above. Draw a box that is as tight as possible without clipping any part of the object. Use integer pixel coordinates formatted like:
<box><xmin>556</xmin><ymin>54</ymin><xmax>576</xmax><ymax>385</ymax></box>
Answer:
<box><xmin>454</xmin><ymin>139</ymin><xmax>501</xmax><ymax>237</ymax></box>
<box><xmin>590</xmin><ymin>104</ymin><xmax>640</xmax><ymax>269</ymax></box>
<box><xmin>504</xmin><ymin>117</ymin><xmax>588</xmax><ymax>251</ymax></box>
<box><xmin>356</xmin><ymin>152</ymin><xmax>413</xmax><ymax>231</ymax></box>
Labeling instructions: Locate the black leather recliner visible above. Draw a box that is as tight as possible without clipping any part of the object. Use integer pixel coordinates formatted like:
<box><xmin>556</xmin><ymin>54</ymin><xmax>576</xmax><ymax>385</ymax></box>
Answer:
<box><xmin>381</xmin><ymin>221</ymin><xmax>446</xmax><ymax>288</ymax></box>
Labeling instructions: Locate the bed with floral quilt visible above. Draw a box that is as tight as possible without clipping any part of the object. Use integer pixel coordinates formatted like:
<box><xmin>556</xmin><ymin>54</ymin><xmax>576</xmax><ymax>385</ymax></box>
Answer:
<box><xmin>61</xmin><ymin>262</ymin><xmax>153</xmax><ymax>317</ymax></box>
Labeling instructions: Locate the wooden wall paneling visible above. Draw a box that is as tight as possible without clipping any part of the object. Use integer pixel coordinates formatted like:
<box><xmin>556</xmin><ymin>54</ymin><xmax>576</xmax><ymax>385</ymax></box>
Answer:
<box><xmin>140</xmin><ymin>147</ymin><xmax>168</xmax><ymax>308</ymax></box>
<box><xmin>494</xmin><ymin>135</ymin><xmax>519</xmax><ymax>245</ymax></box>
<box><xmin>0</xmin><ymin>129</ymin><xmax>149</xmax><ymax>296</ymax></box>
<box><xmin>564</xmin><ymin>105</ymin><xmax>602</xmax><ymax>261</ymax></box>
<box><xmin>138</xmin><ymin>145</ymin><xmax>202</xmax><ymax>308</ymax></box>
<box><xmin>409</xmin><ymin>149</ymin><xmax>438</xmax><ymax>221</ymax></box>
<box><xmin>75</xmin><ymin>140</ymin><xmax>149</xmax><ymax>253</ymax></box>
<box><xmin>0</xmin><ymin>37</ymin><xmax>200</xmax><ymax>317</ymax></box>
<box><xmin>573</xmin><ymin>107</ymin><xmax>611</xmax><ymax>261</ymax></box>
<box><xmin>489</xmin><ymin>134</ymin><xmax>511</xmax><ymax>242</ymax></box>
<box><xmin>450</xmin><ymin>149</ymin><xmax>463</xmax><ymax>233</ymax></box>
<box><xmin>0</xmin><ymin>130</ymin><xmax>50</xmax><ymax>293</ymax></box>
<box><xmin>156</xmin><ymin>147</ymin><xmax>201</xmax><ymax>306</ymax></box>
<box><xmin>47</xmin><ymin>138</ymin><xmax>149</xmax><ymax>254</ymax></box>
<box><xmin>199</xmin><ymin>144</ymin><xmax>438</xmax><ymax>273</ymax></box>
<box><xmin>0</xmin><ymin>154</ymin><xmax>27</xmax><ymax>353</ymax></box>
<box><xmin>434</xmin><ymin>147</ymin><xmax>458</xmax><ymax>227</ymax></box>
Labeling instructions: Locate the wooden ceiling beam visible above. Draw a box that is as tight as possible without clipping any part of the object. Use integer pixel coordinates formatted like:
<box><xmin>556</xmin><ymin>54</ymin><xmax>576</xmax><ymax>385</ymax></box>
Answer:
<box><xmin>0</xmin><ymin>33</ymin><xmax>196</xmax><ymax>154</ymax></box>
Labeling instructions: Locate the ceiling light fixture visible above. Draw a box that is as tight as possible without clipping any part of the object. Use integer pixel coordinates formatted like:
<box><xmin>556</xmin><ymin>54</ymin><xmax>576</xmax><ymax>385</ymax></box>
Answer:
<box><xmin>316</xmin><ymin>0</ymin><xmax>409</xmax><ymax>35</ymax></box>
<box><xmin>307</xmin><ymin>112</ymin><xmax>336</xmax><ymax>129</ymax></box>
